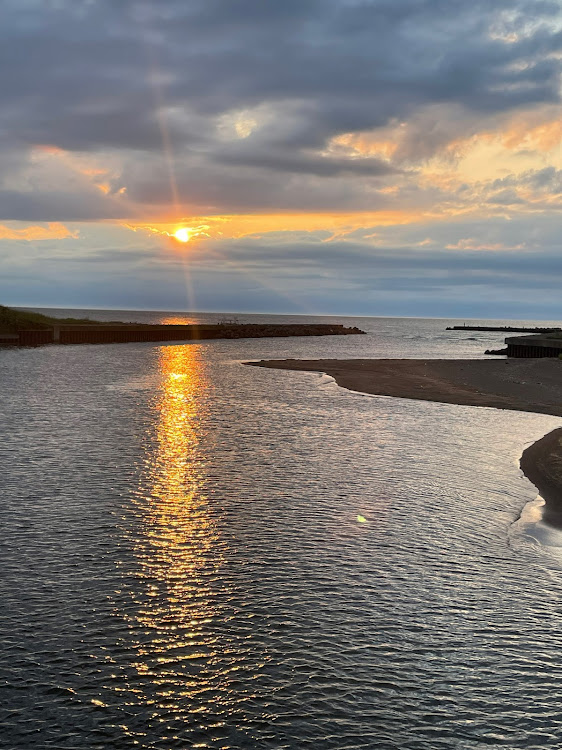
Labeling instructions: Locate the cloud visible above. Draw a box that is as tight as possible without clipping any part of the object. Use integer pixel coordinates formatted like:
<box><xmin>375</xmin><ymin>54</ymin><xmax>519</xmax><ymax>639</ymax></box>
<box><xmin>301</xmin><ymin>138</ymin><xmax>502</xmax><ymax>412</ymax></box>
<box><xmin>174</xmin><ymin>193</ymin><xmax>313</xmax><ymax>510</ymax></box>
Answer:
<box><xmin>0</xmin><ymin>188</ymin><xmax>128</xmax><ymax>222</ymax></box>
<box><xmin>0</xmin><ymin>222</ymin><xmax>79</xmax><ymax>241</ymax></box>
<box><xmin>215</xmin><ymin>150</ymin><xmax>397</xmax><ymax>178</ymax></box>
<box><xmin>445</xmin><ymin>238</ymin><xmax>525</xmax><ymax>251</ymax></box>
<box><xmin>0</xmin><ymin>0</ymin><xmax>559</xmax><ymax>218</ymax></box>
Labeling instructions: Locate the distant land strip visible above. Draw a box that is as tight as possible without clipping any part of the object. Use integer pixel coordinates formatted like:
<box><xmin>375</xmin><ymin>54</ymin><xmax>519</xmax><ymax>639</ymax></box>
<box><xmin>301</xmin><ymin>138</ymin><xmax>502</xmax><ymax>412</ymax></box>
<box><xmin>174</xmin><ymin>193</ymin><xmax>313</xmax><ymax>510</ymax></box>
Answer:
<box><xmin>248</xmin><ymin>358</ymin><xmax>562</xmax><ymax>529</ymax></box>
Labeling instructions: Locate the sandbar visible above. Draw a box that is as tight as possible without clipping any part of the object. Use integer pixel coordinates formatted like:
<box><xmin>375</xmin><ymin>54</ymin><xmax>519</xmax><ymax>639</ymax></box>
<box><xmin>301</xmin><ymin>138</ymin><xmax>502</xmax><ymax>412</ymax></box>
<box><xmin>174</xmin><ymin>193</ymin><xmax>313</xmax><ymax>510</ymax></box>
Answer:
<box><xmin>248</xmin><ymin>358</ymin><xmax>562</xmax><ymax>526</ymax></box>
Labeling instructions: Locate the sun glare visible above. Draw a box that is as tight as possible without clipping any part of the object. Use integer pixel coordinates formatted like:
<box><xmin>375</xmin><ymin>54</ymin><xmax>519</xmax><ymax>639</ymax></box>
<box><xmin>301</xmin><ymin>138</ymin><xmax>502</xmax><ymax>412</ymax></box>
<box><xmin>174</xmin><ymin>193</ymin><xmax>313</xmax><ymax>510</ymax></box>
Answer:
<box><xmin>174</xmin><ymin>228</ymin><xmax>190</xmax><ymax>243</ymax></box>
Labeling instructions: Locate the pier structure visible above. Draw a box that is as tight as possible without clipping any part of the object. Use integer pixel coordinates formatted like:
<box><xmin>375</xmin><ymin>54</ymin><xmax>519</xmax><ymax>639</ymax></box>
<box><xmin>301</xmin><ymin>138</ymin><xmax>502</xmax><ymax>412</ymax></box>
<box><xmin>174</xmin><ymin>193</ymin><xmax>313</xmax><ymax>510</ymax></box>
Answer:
<box><xmin>448</xmin><ymin>325</ymin><xmax>562</xmax><ymax>333</ymax></box>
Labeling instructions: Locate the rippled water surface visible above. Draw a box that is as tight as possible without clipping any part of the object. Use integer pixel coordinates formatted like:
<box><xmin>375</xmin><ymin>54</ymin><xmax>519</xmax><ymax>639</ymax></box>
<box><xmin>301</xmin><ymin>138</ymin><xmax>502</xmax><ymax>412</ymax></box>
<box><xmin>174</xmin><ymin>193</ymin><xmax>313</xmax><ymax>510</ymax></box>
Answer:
<box><xmin>2</xmin><ymin>314</ymin><xmax>562</xmax><ymax>749</ymax></box>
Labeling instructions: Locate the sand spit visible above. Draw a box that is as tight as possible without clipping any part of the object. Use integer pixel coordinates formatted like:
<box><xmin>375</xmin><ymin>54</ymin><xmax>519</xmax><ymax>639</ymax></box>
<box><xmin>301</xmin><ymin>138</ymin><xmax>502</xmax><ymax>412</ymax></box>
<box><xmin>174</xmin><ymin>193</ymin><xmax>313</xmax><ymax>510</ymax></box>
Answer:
<box><xmin>248</xmin><ymin>358</ymin><xmax>562</xmax><ymax>524</ymax></box>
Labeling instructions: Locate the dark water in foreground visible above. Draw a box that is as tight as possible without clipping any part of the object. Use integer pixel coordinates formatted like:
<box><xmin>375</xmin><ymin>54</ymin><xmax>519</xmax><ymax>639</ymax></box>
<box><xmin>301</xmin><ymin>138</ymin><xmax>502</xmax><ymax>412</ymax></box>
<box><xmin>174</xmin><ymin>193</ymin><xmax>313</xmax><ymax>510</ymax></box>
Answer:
<box><xmin>2</xmin><ymin>313</ymin><xmax>562</xmax><ymax>749</ymax></box>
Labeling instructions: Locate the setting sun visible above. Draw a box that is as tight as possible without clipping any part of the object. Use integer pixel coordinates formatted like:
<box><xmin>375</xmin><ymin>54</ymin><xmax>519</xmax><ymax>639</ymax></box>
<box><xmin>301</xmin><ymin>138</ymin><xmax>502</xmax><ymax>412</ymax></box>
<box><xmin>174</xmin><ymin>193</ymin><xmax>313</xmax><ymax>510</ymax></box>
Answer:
<box><xmin>174</xmin><ymin>228</ymin><xmax>190</xmax><ymax>243</ymax></box>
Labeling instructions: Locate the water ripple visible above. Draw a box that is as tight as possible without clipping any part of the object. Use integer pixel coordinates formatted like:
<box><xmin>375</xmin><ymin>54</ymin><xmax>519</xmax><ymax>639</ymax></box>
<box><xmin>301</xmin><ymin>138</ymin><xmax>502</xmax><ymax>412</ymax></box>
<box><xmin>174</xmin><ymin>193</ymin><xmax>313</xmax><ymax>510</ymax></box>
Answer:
<box><xmin>2</xmin><ymin>318</ymin><xmax>562</xmax><ymax>748</ymax></box>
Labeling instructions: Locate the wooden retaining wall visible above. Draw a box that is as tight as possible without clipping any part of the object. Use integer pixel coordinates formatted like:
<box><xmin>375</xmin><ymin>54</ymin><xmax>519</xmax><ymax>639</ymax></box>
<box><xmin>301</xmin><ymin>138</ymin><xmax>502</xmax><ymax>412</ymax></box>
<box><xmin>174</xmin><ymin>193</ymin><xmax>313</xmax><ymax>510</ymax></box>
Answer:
<box><xmin>506</xmin><ymin>343</ymin><xmax>562</xmax><ymax>358</ymax></box>
<box><xmin>57</xmin><ymin>325</ymin><xmax>202</xmax><ymax>345</ymax></box>
<box><xmin>18</xmin><ymin>330</ymin><xmax>54</xmax><ymax>346</ymax></box>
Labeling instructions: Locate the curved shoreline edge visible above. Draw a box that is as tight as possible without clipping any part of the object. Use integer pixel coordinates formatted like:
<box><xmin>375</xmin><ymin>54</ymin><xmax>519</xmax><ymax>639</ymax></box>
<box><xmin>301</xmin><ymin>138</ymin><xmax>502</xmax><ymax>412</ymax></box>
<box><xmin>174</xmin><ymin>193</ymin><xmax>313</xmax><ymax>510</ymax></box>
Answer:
<box><xmin>520</xmin><ymin>427</ymin><xmax>562</xmax><ymax>529</ymax></box>
<box><xmin>247</xmin><ymin>358</ymin><xmax>562</xmax><ymax>528</ymax></box>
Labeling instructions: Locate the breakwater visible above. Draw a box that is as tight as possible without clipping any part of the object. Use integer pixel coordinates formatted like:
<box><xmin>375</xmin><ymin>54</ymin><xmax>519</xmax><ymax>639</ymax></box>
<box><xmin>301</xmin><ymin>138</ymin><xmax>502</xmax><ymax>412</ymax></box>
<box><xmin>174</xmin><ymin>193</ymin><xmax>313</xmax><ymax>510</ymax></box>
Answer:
<box><xmin>447</xmin><ymin>325</ymin><xmax>561</xmax><ymax>333</ymax></box>
<box><xmin>2</xmin><ymin>322</ymin><xmax>365</xmax><ymax>347</ymax></box>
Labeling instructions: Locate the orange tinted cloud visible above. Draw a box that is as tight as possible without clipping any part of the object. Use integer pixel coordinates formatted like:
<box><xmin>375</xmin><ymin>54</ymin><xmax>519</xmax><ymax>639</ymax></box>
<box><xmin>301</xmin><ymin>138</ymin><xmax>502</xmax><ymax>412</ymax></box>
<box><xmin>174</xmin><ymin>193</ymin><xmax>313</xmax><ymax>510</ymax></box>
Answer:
<box><xmin>433</xmin><ymin>111</ymin><xmax>562</xmax><ymax>164</ymax></box>
<box><xmin>330</xmin><ymin>132</ymin><xmax>398</xmax><ymax>159</ymax></box>
<box><xmin>126</xmin><ymin>209</ymin><xmax>433</xmax><ymax>244</ymax></box>
<box><xmin>32</xmin><ymin>144</ymin><xmax>121</xmax><ymax>194</ymax></box>
<box><xmin>500</xmin><ymin>115</ymin><xmax>562</xmax><ymax>152</ymax></box>
<box><xmin>33</xmin><ymin>144</ymin><xmax>65</xmax><ymax>156</ymax></box>
<box><xmin>0</xmin><ymin>222</ymin><xmax>79</xmax><ymax>241</ymax></box>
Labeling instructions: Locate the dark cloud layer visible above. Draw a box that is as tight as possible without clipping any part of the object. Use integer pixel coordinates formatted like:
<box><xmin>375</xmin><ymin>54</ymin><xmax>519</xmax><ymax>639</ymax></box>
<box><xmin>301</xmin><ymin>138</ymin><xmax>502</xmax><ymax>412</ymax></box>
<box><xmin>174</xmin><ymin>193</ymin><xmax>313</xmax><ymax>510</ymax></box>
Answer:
<box><xmin>0</xmin><ymin>0</ymin><xmax>560</xmax><ymax>216</ymax></box>
<box><xmin>216</xmin><ymin>151</ymin><xmax>397</xmax><ymax>177</ymax></box>
<box><xmin>0</xmin><ymin>189</ymin><xmax>125</xmax><ymax>222</ymax></box>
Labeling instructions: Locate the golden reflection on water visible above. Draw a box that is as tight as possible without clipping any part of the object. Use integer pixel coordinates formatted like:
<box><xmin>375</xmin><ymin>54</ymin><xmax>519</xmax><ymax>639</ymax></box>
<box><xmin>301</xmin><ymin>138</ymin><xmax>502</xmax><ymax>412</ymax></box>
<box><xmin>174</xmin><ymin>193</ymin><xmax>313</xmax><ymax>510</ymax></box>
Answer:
<box><xmin>126</xmin><ymin>344</ymin><xmax>227</xmax><ymax>729</ymax></box>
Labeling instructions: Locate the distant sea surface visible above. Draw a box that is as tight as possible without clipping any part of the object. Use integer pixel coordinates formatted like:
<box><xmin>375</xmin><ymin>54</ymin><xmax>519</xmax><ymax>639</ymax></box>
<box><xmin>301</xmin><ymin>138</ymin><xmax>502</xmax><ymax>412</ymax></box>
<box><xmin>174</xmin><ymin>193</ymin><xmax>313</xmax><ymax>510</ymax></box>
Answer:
<box><xmin>2</xmin><ymin>311</ymin><xmax>562</xmax><ymax>749</ymax></box>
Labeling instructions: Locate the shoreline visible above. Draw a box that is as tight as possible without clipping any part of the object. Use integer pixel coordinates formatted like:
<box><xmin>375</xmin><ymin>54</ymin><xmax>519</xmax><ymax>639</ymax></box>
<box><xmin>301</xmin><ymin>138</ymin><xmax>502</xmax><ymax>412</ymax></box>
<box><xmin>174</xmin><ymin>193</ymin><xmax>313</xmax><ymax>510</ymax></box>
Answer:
<box><xmin>248</xmin><ymin>358</ymin><xmax>562</xmax><ymax>528</ymax></box>
<box><xmin>520</xmin><ymin>428</ymin><xmax>562</xmax><ymax>529</ymax></box>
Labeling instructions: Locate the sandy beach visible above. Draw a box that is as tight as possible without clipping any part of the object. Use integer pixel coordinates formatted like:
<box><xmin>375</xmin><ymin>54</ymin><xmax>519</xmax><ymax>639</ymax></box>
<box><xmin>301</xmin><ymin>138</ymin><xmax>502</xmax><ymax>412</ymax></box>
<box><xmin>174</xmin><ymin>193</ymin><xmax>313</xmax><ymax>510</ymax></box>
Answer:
<box><xmin>249</xmin><ymin>358</ymin><xmax>562</xmax><ymax>524</ymax></box>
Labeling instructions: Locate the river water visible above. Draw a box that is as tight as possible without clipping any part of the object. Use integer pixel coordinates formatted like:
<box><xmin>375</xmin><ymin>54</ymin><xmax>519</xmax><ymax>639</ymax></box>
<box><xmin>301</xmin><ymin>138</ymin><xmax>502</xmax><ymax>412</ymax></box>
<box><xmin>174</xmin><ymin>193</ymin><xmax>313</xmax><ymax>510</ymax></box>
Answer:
<box><xmin>2</xmin><ymin>313</ymin><xmax>562</xmax><ymax>749</ymax></box>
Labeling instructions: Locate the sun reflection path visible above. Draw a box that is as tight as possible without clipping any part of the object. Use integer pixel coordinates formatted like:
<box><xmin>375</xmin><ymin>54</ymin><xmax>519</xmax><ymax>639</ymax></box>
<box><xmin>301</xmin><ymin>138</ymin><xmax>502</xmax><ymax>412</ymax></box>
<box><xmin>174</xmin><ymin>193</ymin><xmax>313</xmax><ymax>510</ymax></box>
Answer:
<box><xmin>141</xmin><ymin>346</ymin><xmax>214</xmax><ymax>600</ymax></box>
<box><xmin>122</xmin><ymin>345</ymin><xmax>234</xmax><ymax>738</ymax></box>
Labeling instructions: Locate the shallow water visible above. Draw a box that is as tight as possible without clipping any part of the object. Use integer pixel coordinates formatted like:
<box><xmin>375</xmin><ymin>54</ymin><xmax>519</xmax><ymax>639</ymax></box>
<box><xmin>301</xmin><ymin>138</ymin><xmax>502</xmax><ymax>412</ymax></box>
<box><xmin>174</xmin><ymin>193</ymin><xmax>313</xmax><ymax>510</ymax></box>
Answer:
<box><xmin>2</xmin><ymin>315</ymin><xmax>562</xmax><ymax>749</ymax></box>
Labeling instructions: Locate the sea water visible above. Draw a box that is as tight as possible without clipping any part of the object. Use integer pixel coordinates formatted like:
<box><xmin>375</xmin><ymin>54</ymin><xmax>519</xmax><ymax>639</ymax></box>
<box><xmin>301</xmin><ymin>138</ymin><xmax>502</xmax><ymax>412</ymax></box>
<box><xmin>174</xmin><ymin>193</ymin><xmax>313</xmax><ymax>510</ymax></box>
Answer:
<box><xmin>1</xmin><ymin>313</ymin><xmax>562</xmax><ymax>749</ymax></box>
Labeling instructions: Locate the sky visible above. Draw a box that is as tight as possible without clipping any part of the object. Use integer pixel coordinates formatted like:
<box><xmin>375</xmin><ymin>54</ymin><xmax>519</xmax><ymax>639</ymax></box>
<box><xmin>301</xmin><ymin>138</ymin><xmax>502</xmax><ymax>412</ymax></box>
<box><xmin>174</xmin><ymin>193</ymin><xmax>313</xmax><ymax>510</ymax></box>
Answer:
<box><xmin>1</xmin><ymin>0</ymin><xmax>561</xmax><ymax>318</ymax></box>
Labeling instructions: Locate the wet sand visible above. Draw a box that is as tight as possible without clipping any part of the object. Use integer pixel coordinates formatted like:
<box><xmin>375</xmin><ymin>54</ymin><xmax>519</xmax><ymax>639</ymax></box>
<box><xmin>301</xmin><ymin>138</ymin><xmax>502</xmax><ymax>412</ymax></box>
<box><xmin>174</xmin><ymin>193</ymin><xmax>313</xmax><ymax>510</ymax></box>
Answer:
<box><xmin>248</xmin><ymin>358</ymin><xmax>562</xmax><ymax>524</ymax></box>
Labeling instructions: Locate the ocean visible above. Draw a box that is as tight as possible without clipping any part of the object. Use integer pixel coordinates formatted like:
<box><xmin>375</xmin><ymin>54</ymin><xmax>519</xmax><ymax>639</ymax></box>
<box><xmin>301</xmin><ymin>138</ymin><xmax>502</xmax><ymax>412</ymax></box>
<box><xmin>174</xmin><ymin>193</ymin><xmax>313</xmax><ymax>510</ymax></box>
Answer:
<box><xmin>2</xmin><ymin>311</ymin><xmax>562</xmax><ymax>749</ymax></box>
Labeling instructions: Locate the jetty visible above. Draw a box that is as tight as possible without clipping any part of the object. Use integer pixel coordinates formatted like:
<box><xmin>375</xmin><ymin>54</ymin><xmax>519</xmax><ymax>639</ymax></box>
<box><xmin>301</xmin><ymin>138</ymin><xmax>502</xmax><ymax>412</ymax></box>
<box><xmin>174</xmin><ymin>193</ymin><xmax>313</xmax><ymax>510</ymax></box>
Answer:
<box><xmin>447</xmin><ymin>325</ymin><xmax>562</xmax><ymax>334</ymax></box>
<box><xmin>0</xmin><ymin>307</ymin><xmax>365</xmax><ymax>347</ymax></box>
